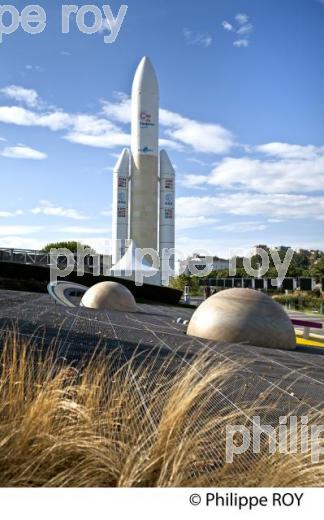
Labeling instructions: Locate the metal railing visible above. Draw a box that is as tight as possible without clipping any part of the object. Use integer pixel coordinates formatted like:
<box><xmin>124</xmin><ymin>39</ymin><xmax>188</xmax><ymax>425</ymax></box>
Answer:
<box><xmin>0</xmin><ymin>247</ymin><xmax>112</xmax><ymax>274</ymax></box>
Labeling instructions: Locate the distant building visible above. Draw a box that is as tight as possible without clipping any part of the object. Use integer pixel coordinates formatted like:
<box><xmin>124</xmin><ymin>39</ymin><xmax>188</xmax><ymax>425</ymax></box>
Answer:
<box><xmin>179</xmin><ymin>254</ymin><xmax>229</xmax><ymax>276</ymax></box>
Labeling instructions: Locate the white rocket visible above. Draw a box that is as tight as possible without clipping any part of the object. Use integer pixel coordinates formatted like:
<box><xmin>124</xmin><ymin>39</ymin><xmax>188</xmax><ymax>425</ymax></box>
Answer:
<box><xmin>112</xmin><ymin>57</ymin><xmax>175</xmax><ymax>271</ymax></box>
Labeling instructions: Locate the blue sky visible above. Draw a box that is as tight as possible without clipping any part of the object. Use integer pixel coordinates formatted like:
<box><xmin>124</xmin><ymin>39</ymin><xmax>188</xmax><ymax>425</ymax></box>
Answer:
<box><xmin>0</xmin><ymin>0</ymin><xmax>324</xmax><ymax>259</ymax></box>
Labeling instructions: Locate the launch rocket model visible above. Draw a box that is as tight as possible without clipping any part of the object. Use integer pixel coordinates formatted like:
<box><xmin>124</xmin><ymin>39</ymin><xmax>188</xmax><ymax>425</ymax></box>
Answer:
<box><xmin>112</xmin><ymin>57</ymin><xmax>175</xmax><ymax>271</ymax></box>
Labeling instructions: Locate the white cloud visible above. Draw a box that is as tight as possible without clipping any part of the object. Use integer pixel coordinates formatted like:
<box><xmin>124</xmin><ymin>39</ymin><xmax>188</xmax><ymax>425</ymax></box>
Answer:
<box><xmin>222</xmin><ymin>13</ymin><xmax>253</xmax><ymax>48</ymax></box>
<box><xmin>0</xmin><ymin>85</ymin><xmax>41</xmax><ymax>108</ymax></box>
<box><xmin>176</xmin><ymin>193</ymin><xmax>324</xmax><ymax>221</ymax></box>
<box><xmin>214</xmin><ymin>221</ymin><xmax>267</xmax><ymax>232</ymax></box>
<box><xmin>0</xmin><ymin>236</ymin><xmax>45</xmax><ymax>249</ymax></box>
<box><xmin>0</xmin><ymin>225</ymin><xmax>43</xmax><ymax>235</ymax></box>
<box><xmin>233</xmin><ymin>39</ymin><xmax>249</xmax><ymax>48</ymax></box>
<box><xmin>222</xmin><ymin>20</ymin><xmax>233</xmax><ymax>32</ymax></box>
<box><xmin>235</xmin><ymin>13</ymin><xmax>249</xmax><ymax>25</ymax></box>
<box><xmin>161</xmin><ymin>108</ymin><xmax>234</xmax><ymax>154</ymax></box>
<box><xmin>65</xmin><ymin>129</ymin><xmax>130</xmax><ymax>149</ymax></box>
<box><xmin>31</xmin><ymin>202</ymin><xmax>88</xmax><ymax>220</ymax></box>
<box><xmin>0</xmin><ymin>102</ymin><xmax>129</xmax><ymax>149</ymax></box>
<box><xmin>0</xmin><ymin>106</ymin><xmax>39</xmax><ymax>126</ymax></box>
<box><xmin>0</xmin><ymin>105</ymin><xmax>71</xmax><ymax>130</ymax></box>
<box><xmin>59</xmin><ymin>226</ymin><xmax>110</xmax><ymax>234</ymax></box>
<box><xmin>237</xmin><ymin>23</ymin><xmax>253</xmax><ymax>36</ymax></box>
<box><xmin>38</xmin><ymin>111</ymin><xmax>72</xmax><ymax>131</ymax></box>
<box><xmin>101</xmin><ymin>208</ymin><xmax>112</xmax><ymax>217</ymax></box>
<box><xmin>159</xmin><ymin>138</ymin><xmax>184</xmax><ymax>151</ymax></box>
<box><xmin>73</xmin><ymin>237</ymin><xmax>112</xmax><ymax>254</ymax></box>
<box><xmin>0</xmin><ymin>210</ymin><xmax>23</xmax><ymax>217</ymax></box>
<box><xmin>186</xmin><ymin>157</ymin><xmax>209</xmax><ymax>166</ymax></box>
<box><xmin>184</xmin><ymin>142</ymin><xmax>324</xmax><ymax>195</ymax></box>
<box><xmin>208</xmin><ymin>152</ymin><xmax>324</xmax><ymax>193</ymax></box>
<box><xmin>175</xmin><ymin>235</ymin><xmax>238</xmax><ymax>259</ymax></box>
<box><xmin>183</xmin><ymin>28</ymin><xmax>212</xmax><ymax>48</ymax></box>
<box><xmin>180</xmin><ymin>174</ymin><xmax>209</xmax><ymax>190</ymax></box>
<box><xmin>101</xmin><ymin>93</ymin><xmax>131</xmax><ymax>124</ymax></box>
<box><xmin>102</xmin><ymin>95</ymin><xmax>234</xmax><ymax>154</ymax></box>
<box><xmin>71</xmin><ymin>102</ymin><xmax>131</xmax><ymax>148</ymax></box>
<box><xmin>175</xmin><ymin>234</ymin><xmax>324</xmax><ymax>262</ymax></box>
<box><xmin>1</xmin><ymin>145</ymin><xmax>47</xmax><ymax>160</ymax></box>
<box><xmin>255</xmin><ymin>142</ymin><xmax>324</xmax><ymax>160</ymax></box>
<box><xmin>0</xmin><ymin>86</ymin><xmax>234</xmax><ymax>155</ymax></box>
<box><xmin>176</xmin><ymin>216</ymin><xmax>220</xmax><ymax>231</ymax></box>
<box><xmin>73</xmin><ymin>114</ymin><xmax>121</xmax><ymax>136</ymax></box>
<box><xmin>25</xmin><ymin>65</ymin><xmax>43</xmax><ymax>72</ymax></box>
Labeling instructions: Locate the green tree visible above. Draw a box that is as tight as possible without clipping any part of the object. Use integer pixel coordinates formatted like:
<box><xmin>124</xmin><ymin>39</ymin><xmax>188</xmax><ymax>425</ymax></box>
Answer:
<box><xmin>42</xmin><ymin>241</ymin><xmax>96</xmax><ymax>254</ymax></box>
<box><xmin>170</xmin><ymin>274</ymin><xmax>200</xmax><ymax>293</ymax></box>
<box><xmin>310</xmin><ymin>257</ymin><xmax>324</xmax><ymax>279</ymax></box>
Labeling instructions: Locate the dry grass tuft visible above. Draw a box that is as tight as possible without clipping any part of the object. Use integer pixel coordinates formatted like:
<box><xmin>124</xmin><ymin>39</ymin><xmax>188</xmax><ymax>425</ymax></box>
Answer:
<box><xmin>0</xmin><ymin>330</ymin><xmax>324</xmax><ymax>487</ymax></box>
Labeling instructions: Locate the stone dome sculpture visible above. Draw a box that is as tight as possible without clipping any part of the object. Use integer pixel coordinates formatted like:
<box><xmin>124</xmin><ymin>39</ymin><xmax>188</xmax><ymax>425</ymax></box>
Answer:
<box><xmin>187</xmin><ymin>288</ymin><xmax>296</xmax><ymax>350</ymax></box>
<box><xmin>80</xmin><ymin>281</ymin><xmax>137</xmax><ymax>312</ymax></box>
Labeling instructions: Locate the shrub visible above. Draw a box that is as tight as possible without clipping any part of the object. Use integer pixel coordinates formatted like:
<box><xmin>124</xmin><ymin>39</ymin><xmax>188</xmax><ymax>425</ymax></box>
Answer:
<box><xmin>273</xmin><ymin>293</ymin><xmax>324</xmax><ymax>311</ymax></box>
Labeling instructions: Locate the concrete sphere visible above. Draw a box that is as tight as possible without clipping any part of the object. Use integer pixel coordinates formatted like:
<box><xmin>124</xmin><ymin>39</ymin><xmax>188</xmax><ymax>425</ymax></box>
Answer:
<box><xmin>187</xmin><ymin>288</ymin><xmax>296</xmax><ymax>350</ymax></box>
<box><xmin>80</xmin><ymin>281</ymin><xmax>137</xmax><ymax>312</ymax></box>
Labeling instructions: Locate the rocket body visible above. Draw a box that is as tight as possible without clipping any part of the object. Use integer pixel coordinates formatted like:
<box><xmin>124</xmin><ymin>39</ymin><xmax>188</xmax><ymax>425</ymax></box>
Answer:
<box><xmin>130</xmin><ymin>57</ymin><xmax>159</xmax><ymax>251</ymax></box>
<box><xmin>111</xmin><ymin>57</ymin><xmax>175</xmax><ymax>280</ymax></box>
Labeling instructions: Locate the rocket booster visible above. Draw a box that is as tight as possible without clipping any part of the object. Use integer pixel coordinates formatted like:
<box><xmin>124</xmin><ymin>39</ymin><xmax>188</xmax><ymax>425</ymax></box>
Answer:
<box><xmin>159</xmin><ymin>149</ymin><xmax>175</xmax><ymax>269</ymax></box>
<box><xmin>111</xmin><ymin>57</ymin><xmax>175</xmax><ymax>271</ymax></box>
<box><xmin>112</xmin><ymin>148</ymin><xmax>129</xmax><ymax>262</ymax></box>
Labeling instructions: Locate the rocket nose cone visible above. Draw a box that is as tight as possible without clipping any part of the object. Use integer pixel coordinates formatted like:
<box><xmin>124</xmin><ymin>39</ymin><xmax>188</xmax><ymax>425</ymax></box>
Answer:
<box><xmin>139</xmin><ymin>56</ymin><xmax>153</xmax><ymax>69</ymax></box>
<box><xmin>132</xmin><ymin>56</ymin><xmax>159</xmax><ymax>96</ymax></box>
<box><xmin>140</xmin><ymin>56</ymin><xmax>150</xmax><ymax>65</ymax></box>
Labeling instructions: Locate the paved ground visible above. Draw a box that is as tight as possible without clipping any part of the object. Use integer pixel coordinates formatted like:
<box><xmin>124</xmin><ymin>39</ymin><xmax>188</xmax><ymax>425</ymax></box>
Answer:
<box><xmin>1</xmin><ymin>288</ymin><xmax>324</xmax><ymax>418</ymax></box>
